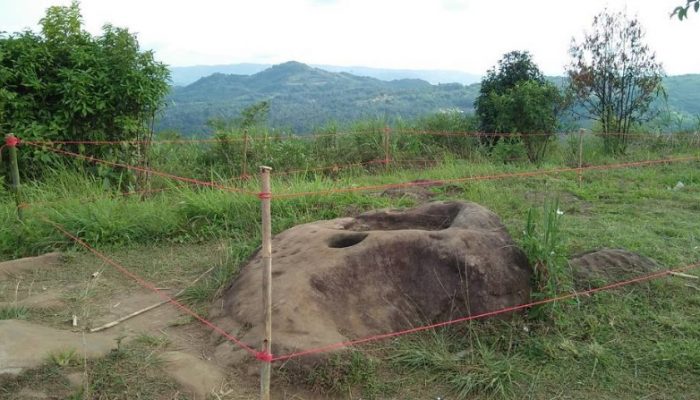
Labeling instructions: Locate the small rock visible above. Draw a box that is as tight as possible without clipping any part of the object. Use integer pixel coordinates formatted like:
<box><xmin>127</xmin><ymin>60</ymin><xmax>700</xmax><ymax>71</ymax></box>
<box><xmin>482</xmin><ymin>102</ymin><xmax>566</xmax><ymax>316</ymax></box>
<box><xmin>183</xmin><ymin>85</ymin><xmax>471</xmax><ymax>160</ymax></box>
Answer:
<box><xmin>674</xmin><ymin>181</ymin><xmax>685</xmax><ymax>190</ymax></box>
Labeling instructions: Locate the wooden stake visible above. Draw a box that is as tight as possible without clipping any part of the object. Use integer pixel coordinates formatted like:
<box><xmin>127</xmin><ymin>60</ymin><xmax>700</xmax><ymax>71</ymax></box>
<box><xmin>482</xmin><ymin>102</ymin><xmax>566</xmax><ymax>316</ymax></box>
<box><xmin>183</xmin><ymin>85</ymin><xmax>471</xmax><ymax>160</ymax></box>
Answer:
<box><xmin>242</xmin><ymin>130</ymin><xmax>249</xmax><ymax>178</ymax></box>
<box><xmin>578</xmin><ymin>129</ymin><xmax>584</xmax><ymax>188</ymax></box>
<box><xmin>5</xmin><ymin>134</ymin><xmax>23</xmax><ymax>220</ymax></box>
<box><xmin>259</xmin><ymin>166</ymin><xmax>273</xmax><ymax>400</ymax></box>
<box><xmin>383</xmin><ymin>126</ymin><xmax>391</xmax><ymax>170</ymax></box>
<box><xmin>669</xmin><ymin>271</ymin><xmax>699</xmax><ymax>280</ymax></box>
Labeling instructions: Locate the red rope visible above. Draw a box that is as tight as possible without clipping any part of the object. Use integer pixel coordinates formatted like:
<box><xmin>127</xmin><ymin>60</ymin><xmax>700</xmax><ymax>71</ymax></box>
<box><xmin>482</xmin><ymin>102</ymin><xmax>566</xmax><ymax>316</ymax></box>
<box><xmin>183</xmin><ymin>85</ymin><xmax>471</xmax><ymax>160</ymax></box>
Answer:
<box><xmin>271</xmin><ymin>260</ymin><xmax>700</xmax><ymax>362</ymax></box>
<box><xmin>26</xmin><ymin>131</ymin><xmax>698</xmax><ymax>147</ymax></box>
<box><xmin>46</xmin><ymin>219</ymin><xmax>260</xmax><ymax>357</ymax></box>
<box><xmin>273</xmin><ymin>156</ymin><xmax>699</xmax><ymax>199</ymax></box>
<box><xmin>4</xmin><ymin>135</ymin><xmax>20</xmax><ymax>147</ymax></box>
<box><xmin>29</xmin><ymin>144</ymin><xmax>257</xmax><ymax>197</ymax></box>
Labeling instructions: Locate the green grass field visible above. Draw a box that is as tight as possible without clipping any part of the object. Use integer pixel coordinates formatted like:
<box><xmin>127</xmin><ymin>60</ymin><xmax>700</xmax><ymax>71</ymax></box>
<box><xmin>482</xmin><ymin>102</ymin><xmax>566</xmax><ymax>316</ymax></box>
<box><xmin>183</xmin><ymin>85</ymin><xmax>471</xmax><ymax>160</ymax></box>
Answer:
<box><xmin>1</xmin><ymin>133</ymin><xmax>699</xmax><ymax>399</ymax></box>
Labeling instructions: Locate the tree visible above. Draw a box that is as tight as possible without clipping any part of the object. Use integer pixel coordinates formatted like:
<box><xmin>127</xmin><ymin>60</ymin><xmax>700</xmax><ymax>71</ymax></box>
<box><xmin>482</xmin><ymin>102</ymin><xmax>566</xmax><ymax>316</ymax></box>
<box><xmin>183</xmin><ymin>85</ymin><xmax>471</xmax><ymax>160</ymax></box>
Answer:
<box><xmin>672</xmin><ymin>0</ymin><xmax>699</xmax><ymax>20</ymax></box>
<box><xmin>0</xmin><ymin>1</ymin><xmax>170</xmax><ymax>177</ymax></box>
<box><xmin>475</xmin><ymin>51</ymin><xmax>560</xmax><ymax>163</ymax></box>
<box><xmin>566</xmin><ymin>10</ymin><xmax>664</xmax><ymax>154</ymax></box>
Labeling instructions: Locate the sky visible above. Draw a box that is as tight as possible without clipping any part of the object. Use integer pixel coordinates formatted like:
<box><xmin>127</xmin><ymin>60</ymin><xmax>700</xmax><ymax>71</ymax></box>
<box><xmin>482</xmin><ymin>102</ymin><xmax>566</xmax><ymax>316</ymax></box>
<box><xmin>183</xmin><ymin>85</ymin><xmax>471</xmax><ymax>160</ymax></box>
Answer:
<box><xmin>1</xmin><ymin>0</ymin><xmax>698</xmax><ymax>76</ymax></box>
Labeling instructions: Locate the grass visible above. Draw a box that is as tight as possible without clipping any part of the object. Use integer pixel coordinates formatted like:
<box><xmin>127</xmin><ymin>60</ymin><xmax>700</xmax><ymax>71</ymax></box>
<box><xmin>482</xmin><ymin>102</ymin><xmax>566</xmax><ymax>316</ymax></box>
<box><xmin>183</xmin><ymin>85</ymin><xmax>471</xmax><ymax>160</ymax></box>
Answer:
<box><xmin>0</xmin><ymin>132</ymin><xmax>699</xmax><ymax>398</ymax></box>
<box><xmin>0</xmin><ymin>305</ymin><xmax>29</xmax><ymax>320</ymax></box>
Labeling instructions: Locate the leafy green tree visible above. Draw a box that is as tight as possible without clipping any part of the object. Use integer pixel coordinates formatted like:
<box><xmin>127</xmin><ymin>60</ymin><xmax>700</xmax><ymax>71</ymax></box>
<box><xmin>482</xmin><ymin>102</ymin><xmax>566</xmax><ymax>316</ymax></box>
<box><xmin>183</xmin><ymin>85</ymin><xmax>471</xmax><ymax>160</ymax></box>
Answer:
<box><xmin>672</xmin><ymin>0</ymin><xmax>699</xmax><ymax>20</ymax></box>
<box><xmin>475</xmin><ymin>51</ymin><xmax>560</xmax><ymax>163</ymax></box>
<box><xmin>488</xmin><ymin>80</ymin><xmax>560</xmax><ymax>163</ymax></box>
<box><xmin>0</xmin><ymin>1</ymin><xmax>170</xmax><ymax>177</ymax></box>
<box><xmin>566</xmin><ymin>10</ymin><xmax>664</xmax><ymax>154</ymax></box>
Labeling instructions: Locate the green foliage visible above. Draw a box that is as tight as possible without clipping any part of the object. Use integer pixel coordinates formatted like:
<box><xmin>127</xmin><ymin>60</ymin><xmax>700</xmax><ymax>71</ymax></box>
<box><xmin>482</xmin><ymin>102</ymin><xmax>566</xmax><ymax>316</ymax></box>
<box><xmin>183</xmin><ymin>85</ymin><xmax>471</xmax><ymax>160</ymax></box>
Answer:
<box><xmin>391</xmin><ymin>331</ymin><xmax>522</xmax><ymax>399</ymax></box>
<box><xmin>157</xmin><ymin>61</ymin><xmax>700</xmax><ymax>138</ymax></box>
<box><xmin>672</xmin><ymin>0</ymin><xmax>700</xmax><ymax>20</ymax></box>
<box><xmin>48</xmin><ymin>349</ymin><xmax>80</xmax><ymax>367</ymax></box>
<box><xmin>567</xmin><ymin>10</ymin><xmax>664</xmax><ymax>155</ymax></box>
<box><xmin>0</xmin><ymin>305</ymin><xmax>29</xmax><ymax>320</ymax></box>
<box><xmin>158</xmin><ymin>61</ymin><xmax>481</xmax><ymax>134</ymax></box>
<box><xmin>0</xmin><ymin>1</ymin><xmax>170</xmax><ymax>176</ymax></box>
<box><xmin>522</xmin><ymin>198</ymin><xmax>572</xmax><ymax>303</ymax></box>
<box><xmin>475</xmin><ymin>51</ymin><xmax>560</xmax><ymax>163</ymax></box>
<box><xmin>308</xmin><ymin>351</ymin><xmax>390</xmax><ymax>398</ymax></box>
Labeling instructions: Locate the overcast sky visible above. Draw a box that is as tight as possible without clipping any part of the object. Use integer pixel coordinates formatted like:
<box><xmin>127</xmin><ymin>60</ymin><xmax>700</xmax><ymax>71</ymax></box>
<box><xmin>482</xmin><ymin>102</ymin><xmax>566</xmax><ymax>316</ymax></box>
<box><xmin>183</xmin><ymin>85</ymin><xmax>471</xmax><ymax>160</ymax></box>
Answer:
<box><xmin>1</xmin><ymin>0</ymin><xmax>698</xmax><ymax>75</ymax></box>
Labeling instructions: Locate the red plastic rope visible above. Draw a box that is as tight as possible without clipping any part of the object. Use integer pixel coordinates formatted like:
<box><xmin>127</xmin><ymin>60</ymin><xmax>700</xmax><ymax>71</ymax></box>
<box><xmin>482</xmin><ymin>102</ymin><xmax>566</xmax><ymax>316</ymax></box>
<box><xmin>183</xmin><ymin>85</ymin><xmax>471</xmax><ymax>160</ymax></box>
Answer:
<box><xmin>255</xmin><ymin>351</ymin><xmax>273</xmax><ymax>362</ymax></box>
<box><xmin>46</xmin><ymin>219</ymin><xmax>260</xmax><ymax>358</ymax></box>
<box><xmin>258</xmin><ymin>192</ymin><xmax>272</xmax><ymax>200</ymax></box>
<box><xmin>21</xmin><ymin>131</ymin><xmax>700</xmax><ymax>147</ymax></box>
<box><xmin>273</xmin><ymin>155</ymin><xmax>699</xmax><ymax>199</ymax></box>
<box><xmin>271</xmin><ymin>260</ymin><xmax>700</xmax><ymax>362</ymax></box>
<box><xmin>30</xmin><ymin>144</ymin><xmax>257</xmax><ymax>197</ymax></box>
<box><xmin>5</xmin><ymin>135</ymin><xmax>20</xmax><ymax>147</ymax></box>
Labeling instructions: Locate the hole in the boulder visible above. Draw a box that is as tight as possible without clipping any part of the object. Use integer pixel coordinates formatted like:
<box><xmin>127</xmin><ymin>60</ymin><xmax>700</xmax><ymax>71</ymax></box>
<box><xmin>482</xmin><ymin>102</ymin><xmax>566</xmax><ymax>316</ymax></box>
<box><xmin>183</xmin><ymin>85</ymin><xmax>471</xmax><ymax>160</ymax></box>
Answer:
<box><xmin>327</xmin><ymin>232</ymin><xmax>369</xmax><ymax>248</ymax></box>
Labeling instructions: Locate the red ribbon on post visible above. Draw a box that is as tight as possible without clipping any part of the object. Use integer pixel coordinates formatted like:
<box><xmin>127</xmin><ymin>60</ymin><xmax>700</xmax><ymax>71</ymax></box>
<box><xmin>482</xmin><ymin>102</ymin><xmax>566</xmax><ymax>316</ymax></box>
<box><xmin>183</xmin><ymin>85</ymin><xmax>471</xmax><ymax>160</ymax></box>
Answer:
<box><xmin>255</xmin><ymin>351</ymin><xmax>273</xmax><ymax>363</ymax></box>
<box><xmin>258</xmin><ymin>192</ymin><xmax>272</xmax><ymax>200</ymax></box>
<box><xmin>5</xmin><ymin>135</ymin><xmax>20</xmax><ymax>147</ymax></box>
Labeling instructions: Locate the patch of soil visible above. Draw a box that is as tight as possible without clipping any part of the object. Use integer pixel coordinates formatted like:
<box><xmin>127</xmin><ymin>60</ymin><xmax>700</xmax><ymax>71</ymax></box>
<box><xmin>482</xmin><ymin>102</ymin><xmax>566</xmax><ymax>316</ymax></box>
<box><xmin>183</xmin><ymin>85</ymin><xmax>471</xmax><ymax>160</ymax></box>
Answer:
<box><xmin>88</xmin><ymin>291</ymin><xmax>184</xmax><ymax>334</ymax></box>
<box><xmin>160</xmin><ymin>351</ymin><xmax>227</xmax><ymax>399</ymax></box>
<box><xmin>0</xmin><ymin>253</ymin><xmax>63</xmax><ymax>278</ymax></box>
<box><xmin>0</xmin><ymin>290</ymin><xmax>65</xmax><ymax>310</ymax></box>
<box><xmin>0</xmin><ymin>249</ymin><xmax>257</xmax><ymax>398</ymax></box>
<box><xmin>0</xmin><ymin>320</ymin><xmax>116</xmax><ymax>375</ymax></box>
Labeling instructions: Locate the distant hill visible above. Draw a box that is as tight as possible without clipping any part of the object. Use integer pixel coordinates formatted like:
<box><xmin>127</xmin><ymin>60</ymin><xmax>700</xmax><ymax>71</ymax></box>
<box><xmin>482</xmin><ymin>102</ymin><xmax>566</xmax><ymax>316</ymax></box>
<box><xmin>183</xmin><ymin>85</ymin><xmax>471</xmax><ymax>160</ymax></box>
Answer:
<box><xmin>170</xmin><ymin>62</ymin><xmax>481</xmax><ymax>86</ymax></box>
<box><xmin>159</xmin><ymin>61</ymin><xmax>480</xmax><ymax>134</ymax></box>
<box><xmin>157</xmin><ymin>61</ymin><xmax>700</xmax><ymax>135</ymax></box>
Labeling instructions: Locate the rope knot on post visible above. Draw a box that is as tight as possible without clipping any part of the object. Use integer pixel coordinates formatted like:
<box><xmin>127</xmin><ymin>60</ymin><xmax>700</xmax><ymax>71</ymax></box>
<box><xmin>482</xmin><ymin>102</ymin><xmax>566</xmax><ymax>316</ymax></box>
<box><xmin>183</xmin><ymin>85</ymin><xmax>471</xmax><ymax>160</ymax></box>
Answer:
<box><xmin>258</xmin><ymin>192</ymin><xmax>272</xmax><ymax>200</ymax></box>
<box><xmin>255</xmin><ymin>351</ymin><xmax>273</xmax><ymax>363</ymax></box>
<box><xmin>5</xmin><ymin>135</ymin><xmax>20</xmax><ymax>147</ymax></box>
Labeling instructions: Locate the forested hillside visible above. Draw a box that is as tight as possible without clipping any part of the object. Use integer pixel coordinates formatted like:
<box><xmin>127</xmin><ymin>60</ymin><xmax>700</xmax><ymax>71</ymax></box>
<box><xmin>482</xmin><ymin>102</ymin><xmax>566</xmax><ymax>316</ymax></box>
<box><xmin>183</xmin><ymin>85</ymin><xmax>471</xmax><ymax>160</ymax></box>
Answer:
<box><xmin>156</xmin><ymin>61</ymin><xmax>700</xmax><ymax>135</ymax></box>
<box><xmin>169</xmin><ymin>62</ymin><xmax>480</xmax><ymax>86</ymax></box>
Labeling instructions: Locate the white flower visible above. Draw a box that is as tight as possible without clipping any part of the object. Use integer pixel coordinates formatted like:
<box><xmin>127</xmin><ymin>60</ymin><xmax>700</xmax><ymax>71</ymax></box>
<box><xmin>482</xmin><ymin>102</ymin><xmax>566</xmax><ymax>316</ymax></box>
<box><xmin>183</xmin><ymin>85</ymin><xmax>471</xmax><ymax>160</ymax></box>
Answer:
<box><xmin>556</xmin><ymin>209</ymin><xmax>564</xmax><ymax>216</ymax></box>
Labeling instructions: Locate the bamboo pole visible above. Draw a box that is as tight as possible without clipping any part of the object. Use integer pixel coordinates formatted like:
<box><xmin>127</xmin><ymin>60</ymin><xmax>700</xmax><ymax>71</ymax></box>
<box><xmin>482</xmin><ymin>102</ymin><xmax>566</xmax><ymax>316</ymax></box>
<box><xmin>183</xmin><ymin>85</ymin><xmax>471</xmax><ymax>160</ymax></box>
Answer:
<box><xmin>578</xmin><ymin>129</ymin><xmax>584</xmax><ymax>188</ymax></box>
<box><xmin>242</xmin><ymin>129</ymin><xmax>249</xmax><ymax>178</ymax></box>
<box><xmin>383</xmin><ymin>126</ymin><xmax>391</xmax><ymax>170</ymax></box>
<box><xmin>5</xmin><ymin>134</ymin><xmax>23</xmax><ymax>220</ymax></box>
<box><xmin>259</xmin><ymin>165</ymin><xmax>273</xmax><ymax>400</ymax></box>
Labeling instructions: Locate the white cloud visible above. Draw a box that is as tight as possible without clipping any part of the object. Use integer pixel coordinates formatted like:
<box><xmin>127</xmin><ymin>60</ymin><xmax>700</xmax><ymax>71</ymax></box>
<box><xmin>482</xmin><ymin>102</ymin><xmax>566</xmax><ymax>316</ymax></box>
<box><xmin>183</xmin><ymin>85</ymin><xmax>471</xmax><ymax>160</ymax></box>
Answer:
<box><xmin>0</xmin><ymin>0</ymin><xmax>698</xmax><ymax>75</ymax></box>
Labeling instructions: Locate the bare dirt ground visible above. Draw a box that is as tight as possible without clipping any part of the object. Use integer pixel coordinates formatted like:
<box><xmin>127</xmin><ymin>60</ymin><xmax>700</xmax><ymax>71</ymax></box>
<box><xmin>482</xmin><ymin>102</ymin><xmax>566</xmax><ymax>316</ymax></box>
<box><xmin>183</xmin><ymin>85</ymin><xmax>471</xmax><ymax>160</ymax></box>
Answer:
<box><xmin>0</xmin><ymin>244</ymin><xmax>272</xmax><ymax>399</ymax></box>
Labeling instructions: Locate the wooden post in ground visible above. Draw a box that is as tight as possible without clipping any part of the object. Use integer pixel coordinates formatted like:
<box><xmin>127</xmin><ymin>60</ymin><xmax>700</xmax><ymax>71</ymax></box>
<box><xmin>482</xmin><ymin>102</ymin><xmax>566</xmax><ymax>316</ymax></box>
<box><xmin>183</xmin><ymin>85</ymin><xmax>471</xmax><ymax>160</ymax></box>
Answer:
<box><xmin>259</xmin><ymin>166</ymin><xmax>273</xmax><ymax>400</ymax></box>
<box><xmin>383</xmin><ymin>126</ymin><xmax>391</xmax><ymax>170</ymax></box>
<box><xmin>242</xmin><ymin>130</ymin><xmax>249</xmax><ymax>178</ymax></box>
<box><xmin>5</xmin><ymin>134</ymin><xmax>23</xmax><ymax>220</ymax></box>
<box><xmin>578</xmin><ymin>129</ymin><xmax>584</xmax><ymax>188</ymax></box>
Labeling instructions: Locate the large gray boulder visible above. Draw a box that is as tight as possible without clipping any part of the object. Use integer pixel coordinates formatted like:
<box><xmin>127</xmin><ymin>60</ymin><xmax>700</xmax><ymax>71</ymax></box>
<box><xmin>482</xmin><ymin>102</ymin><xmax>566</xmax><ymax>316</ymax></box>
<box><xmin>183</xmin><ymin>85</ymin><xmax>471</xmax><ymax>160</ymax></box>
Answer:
<box><xmin>210</xmin><ymin>201</ymin><xmax>531</xmax><ymax>365</ymax></box>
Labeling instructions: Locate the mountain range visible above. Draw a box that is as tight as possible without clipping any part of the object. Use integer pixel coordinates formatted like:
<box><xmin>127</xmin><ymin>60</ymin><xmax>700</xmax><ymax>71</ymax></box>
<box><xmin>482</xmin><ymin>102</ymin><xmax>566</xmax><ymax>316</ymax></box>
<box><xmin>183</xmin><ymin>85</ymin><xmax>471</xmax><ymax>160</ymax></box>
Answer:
<box><xmin>170</xmin><ymin>63</ymin><xmax>481</xmax><ymax>86</ymax></box>
<box><xmin>157</xmin><ymin>61</ymin><xmax>700</xmax><ymax>135</ymax></box>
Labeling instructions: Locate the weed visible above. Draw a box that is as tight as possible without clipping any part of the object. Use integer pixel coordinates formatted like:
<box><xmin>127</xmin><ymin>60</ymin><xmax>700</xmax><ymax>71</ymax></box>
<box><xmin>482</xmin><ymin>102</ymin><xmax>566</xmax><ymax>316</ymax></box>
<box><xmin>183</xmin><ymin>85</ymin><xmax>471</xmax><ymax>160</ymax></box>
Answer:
<box><xmin>522</xmin><ymin>197</ymin><xmax>574</xmax><ymax>320</ymax></box>
<box><xmin>391</xmin><ymin>331</ymin><xmax>522</xmax><ymax>399</ymax></box>
<box><xmin>0</xmin><ymin>305</ymin><xmax>29</xmax><ymax>320</ymax></box>
<box><xmin>308</xmin><ymin>350</ymin><xmax>392</xmax><ymax>399</ymax></box>
<box><xmin>49</xmin><ymin>348</ymin><xmax>80</xmax><ymax>367</ymax></box>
